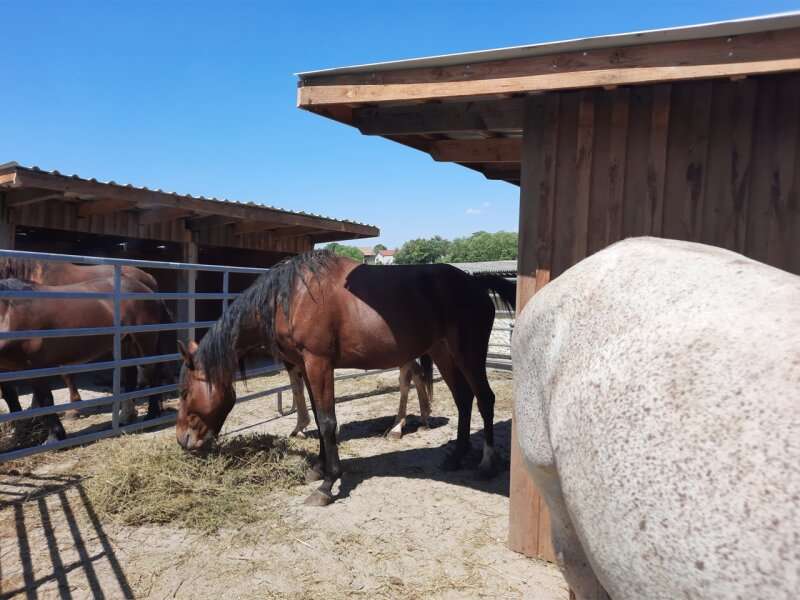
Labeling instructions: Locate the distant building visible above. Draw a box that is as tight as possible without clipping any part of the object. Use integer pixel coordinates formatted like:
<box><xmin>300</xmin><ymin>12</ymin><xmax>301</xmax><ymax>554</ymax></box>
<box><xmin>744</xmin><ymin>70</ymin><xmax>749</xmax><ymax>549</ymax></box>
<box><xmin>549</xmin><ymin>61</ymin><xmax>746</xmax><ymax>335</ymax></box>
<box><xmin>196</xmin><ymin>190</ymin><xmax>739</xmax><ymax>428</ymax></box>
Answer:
<box><xmin>375</xmin><ymin>249</ymin><xmax>396</xmax><ymax>265</ymax></box>
<box><xmin>358</xmin><ymin>247</ymin><xmax>376</xmax><ymax>264</ymax></box>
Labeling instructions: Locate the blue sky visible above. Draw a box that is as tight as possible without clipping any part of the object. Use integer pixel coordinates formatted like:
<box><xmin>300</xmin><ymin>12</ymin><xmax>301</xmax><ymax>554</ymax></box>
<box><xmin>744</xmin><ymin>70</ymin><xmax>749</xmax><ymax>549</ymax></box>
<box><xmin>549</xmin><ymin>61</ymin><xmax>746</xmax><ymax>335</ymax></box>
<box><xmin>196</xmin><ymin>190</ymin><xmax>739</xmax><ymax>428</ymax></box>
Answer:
<box><xmin>1</xmin><ymin>1</ymin><xmax>796</xmax><ymax>248</ymax></box>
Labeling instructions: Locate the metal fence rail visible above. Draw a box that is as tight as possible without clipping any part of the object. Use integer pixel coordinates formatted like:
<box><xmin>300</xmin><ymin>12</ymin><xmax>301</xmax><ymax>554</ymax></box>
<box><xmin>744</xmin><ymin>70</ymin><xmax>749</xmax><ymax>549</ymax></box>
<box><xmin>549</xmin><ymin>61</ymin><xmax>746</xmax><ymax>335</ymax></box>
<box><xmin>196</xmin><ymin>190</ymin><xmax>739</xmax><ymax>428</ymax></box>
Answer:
<box><xmin>0</xmin><ymin>249</ymin><xmax>514</xmax><ymax>462</ymax></box>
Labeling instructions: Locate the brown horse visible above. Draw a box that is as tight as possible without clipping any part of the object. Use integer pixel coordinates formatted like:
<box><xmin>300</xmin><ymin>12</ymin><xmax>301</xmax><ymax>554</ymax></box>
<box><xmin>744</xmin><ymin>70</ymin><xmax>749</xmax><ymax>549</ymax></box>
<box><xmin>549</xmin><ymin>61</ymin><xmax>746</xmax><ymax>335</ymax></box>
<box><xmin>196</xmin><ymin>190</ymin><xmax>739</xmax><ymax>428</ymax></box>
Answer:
<box><xmin>0</xmin><ymin>276</ymin><xmax>170</xmax><ymax>442</ymax></box>
<box><xmin>177</xmin><ymin>251</ymin><xmax>515</xmax><ymax>506</ymax></box>
<box><xmin>0</xmin><ymin>257</ymin><xmax>158</xmax><ymax>415</ymax></box>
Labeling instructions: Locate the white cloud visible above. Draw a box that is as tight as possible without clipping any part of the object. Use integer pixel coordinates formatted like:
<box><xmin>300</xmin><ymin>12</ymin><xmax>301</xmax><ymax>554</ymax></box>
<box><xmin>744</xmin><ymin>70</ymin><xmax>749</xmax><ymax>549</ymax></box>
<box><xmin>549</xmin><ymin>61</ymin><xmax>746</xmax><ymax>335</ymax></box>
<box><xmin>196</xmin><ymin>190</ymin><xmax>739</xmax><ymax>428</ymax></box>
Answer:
<box><xmin>482</xmin><ymin>201</ymin><xmax>492</xmax><ymax>208</ymax></box>
<box><xmin>465</xmin><ymin>208</ymin><xmax>482</xmax><ymax>215</ymax></box>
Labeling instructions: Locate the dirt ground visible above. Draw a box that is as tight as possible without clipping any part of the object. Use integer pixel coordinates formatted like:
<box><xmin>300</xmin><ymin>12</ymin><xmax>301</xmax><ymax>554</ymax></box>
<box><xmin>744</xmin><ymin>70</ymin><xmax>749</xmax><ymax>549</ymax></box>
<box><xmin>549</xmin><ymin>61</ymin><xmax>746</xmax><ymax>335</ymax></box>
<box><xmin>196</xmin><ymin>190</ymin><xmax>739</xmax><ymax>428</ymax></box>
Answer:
<box><xmin>0</xmin><ymin>369</ymin><xmax>567</xmax><ymax>599</ymax></box>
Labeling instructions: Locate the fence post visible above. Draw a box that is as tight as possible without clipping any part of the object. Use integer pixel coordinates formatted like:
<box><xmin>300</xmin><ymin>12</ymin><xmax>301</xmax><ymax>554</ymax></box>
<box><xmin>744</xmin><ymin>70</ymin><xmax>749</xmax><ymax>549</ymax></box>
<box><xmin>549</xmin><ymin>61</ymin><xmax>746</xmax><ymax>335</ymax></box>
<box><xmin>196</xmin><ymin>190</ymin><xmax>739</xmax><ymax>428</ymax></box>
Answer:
<box><xmin>222</xmin><ymin>270</ymin><xmax>230</xmax><ymax>312</ymax></box>
<box><xmin>111</xmin><ymin>264</ymin><xmax>122</xmax><ymax>431</ymax></box>
<box><xmin>178</xmin><ymin>240</ymin><xmax>198</xmax><ymax>344</ymax></box>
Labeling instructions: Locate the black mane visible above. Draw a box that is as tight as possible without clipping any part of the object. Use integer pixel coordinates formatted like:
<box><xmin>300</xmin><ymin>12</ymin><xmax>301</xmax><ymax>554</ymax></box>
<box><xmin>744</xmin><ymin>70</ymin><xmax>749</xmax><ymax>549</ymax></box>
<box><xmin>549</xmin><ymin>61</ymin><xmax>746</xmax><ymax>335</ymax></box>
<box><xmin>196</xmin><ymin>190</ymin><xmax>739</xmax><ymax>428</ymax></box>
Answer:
<box><xmin>195</xmin><ymin>250</ymin><xmax>337</xmax><ymax>387</ymax></box>
<box><xmin>0</xmin><ymin>278</ymin><xmax>34</xmax><ymax>292</ymax></box>
<box><xmin>0</xmin><ymin>258</ymin><xmax>43</xmax><ymax>282</ymax></box>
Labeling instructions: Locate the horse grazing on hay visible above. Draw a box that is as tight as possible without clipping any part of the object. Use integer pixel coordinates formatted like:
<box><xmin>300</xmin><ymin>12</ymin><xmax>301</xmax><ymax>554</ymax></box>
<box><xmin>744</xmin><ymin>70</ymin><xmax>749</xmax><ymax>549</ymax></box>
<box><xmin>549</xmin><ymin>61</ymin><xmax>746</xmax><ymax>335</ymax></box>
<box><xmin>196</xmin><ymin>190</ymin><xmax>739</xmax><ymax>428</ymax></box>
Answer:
<box><xmin>0</xmin><ymin>257</ymin><xmax>158</xmax><ymax>417</ymax></box>
<box><xmin>285</xmin><ymin>356</ymin><xmax>433</xmax><ymax>440</ymax></box>
<box><xmin>514</xmin><ymin>237</ymin><xmax>800</xmax><ymax>600</ymax></box>
<box><xmin>177</xmin><ymin>251</ymin><xmax>515</xmax><ymax>506</ymax></box>
<box><xmin>0</xmin><ymin>276</ymin><xmax>171</xmax><ymax>442</ymax></box>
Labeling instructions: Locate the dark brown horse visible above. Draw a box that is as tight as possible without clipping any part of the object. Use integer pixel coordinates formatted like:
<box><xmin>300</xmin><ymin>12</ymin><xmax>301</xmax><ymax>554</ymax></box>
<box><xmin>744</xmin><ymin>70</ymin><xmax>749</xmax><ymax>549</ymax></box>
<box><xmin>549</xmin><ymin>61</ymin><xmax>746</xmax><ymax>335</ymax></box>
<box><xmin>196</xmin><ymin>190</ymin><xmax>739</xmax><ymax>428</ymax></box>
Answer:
<box><xmin>0</xmin><ymin>276</ymin><xmax>170</xmax><ymax>442</ymax></box>
<box><xmin>177</xmin><ymin>251</ymin><xmax>515</xmax><ymax>506</ymax></box>
<box><xmin>0</xmin><ymin>258</ymin><xmax>158</xmax><ymax>415</ymax></box>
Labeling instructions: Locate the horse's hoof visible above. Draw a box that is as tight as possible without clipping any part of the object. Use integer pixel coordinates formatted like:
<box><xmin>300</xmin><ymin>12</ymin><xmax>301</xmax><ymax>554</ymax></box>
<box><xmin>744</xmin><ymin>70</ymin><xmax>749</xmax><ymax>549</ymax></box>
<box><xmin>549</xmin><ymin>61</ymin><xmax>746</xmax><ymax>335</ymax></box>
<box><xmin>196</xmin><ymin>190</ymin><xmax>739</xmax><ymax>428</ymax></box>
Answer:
<box><xmin>476</xmin><ymin>463</ymin><xmax>500</xmax><ymax>480</ymax></box>
<box><xmin>63</xmin><ymin>410</ymin><xmax>81</xmax><ymax>421</ymax></box>
<box><xmin>290</xmin><ymin>429</ymin><xmax>307</xmax><ymax>439</ymax></box>
<box><xmin>303</xmin><ymin>489</ymin><xmax>334</xmax><ymax>507</ymax></box>
<box><xmin>305</xmin><ymin>466</ymin><xmax>323</xmax><ymax>483</ymax></box>
<box><xmin>387</xmin><ymin>429</ymin><xmax>403</xmax><ymax>440</ymax></box>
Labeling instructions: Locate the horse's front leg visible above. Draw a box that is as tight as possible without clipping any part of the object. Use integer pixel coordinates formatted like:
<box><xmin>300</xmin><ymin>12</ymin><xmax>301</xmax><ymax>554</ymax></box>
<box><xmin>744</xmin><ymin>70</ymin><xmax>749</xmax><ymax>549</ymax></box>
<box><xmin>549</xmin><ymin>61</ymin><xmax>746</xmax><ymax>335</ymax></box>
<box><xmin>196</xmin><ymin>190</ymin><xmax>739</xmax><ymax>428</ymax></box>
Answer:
<box><xmin>31</xmin><ymin>380</ymin><xmax>66</xmax><ymax>443</ymax></box>
<box><xmin>302</xmin><ymin>355</ymin><xmax>339</xmax><ymax>506</ymax></box>
<box><xmin>62</xmin><ymin>375</ymin><xmax>83</xmax><ymax>420</ymax></box>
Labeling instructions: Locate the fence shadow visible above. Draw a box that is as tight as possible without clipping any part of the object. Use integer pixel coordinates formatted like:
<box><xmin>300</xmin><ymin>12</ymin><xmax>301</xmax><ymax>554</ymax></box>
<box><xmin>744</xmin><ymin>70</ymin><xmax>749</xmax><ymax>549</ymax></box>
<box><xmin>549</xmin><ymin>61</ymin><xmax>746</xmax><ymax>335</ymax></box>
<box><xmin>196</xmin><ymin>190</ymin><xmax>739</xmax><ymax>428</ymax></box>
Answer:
<box><xmin>0</xmin><ymin>473</ymin><xmax>133</xmax><ymax>599</ymax></box>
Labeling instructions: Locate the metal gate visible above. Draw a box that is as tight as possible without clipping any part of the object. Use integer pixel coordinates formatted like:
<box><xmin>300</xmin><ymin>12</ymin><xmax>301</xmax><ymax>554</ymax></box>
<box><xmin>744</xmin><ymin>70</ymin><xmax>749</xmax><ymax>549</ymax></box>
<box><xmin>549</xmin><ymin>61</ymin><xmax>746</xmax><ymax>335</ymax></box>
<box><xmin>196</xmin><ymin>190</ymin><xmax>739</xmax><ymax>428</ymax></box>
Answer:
<box><xmin>0</xmin><ymin>249</ymin><xmax>271</xmax><ymax>462</ymax></box>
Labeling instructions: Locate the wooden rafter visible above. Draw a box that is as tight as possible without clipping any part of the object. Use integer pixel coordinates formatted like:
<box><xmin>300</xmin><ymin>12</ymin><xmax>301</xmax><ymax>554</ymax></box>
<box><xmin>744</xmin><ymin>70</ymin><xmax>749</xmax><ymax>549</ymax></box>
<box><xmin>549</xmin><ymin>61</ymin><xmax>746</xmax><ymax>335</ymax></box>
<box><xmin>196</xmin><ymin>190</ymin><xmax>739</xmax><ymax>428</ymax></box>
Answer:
<box><xmin>5</xmin><ymin>189</ymin><xmax>67</xmax><ymax>208</ymax></box>
<box><xmin>354</xmin><ymin>98</ymin><xmax>524</xmax><ymax>135</ymax></box>
<box><xmin>234</xmin><ymin>221</ymin><xmax>286</xmax><ymax>236</ymax></box>
<box><xmin>78</xmin><ymin>198</ymin><xmax>136</xmax><ymax>217</ymax></box>
<box><xmin>138</xmin><ymin>207</ymin><xmax>195</xmax><ymax>226</ymax></box>
<box><xmin>430</xmin><ymin>138</ymin><xmax>521</xmax><ymax>163</ymax></box>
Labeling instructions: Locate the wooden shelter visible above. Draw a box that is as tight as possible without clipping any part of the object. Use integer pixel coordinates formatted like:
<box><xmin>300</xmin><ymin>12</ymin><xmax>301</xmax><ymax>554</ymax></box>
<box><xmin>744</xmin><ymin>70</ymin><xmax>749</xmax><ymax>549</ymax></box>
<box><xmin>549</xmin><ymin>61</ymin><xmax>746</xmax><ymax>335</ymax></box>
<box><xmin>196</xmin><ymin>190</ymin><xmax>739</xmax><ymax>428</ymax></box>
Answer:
<box><xmin>0</xmin><ymin>161</ymin><xmax>378</xmax><ymax>327</ymax></box>
<box><xmin>296</xmin><ymin>12</ymin><xmax>800</xmax><ymax>561</ymax></box>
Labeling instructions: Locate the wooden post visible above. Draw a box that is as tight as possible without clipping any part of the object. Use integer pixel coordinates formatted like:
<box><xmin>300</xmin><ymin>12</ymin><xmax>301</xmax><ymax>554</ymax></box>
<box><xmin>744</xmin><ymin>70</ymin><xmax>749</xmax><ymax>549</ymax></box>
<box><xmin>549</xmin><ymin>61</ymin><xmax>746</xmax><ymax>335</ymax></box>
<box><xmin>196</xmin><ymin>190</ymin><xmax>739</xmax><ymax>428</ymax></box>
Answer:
<box><xmin>178</xmin><ymin>237</ymin><xmax>198</xmax><ymax>344</ymax></box>
<box><xmin>508</xmin><ymin>95</ymin><xmax>557</xmax><ymax>561</ymax></box>
<box><xmin>0</xmin><ymin>191</ymin><xmax>16</xmax><ymax>249</ymax></box>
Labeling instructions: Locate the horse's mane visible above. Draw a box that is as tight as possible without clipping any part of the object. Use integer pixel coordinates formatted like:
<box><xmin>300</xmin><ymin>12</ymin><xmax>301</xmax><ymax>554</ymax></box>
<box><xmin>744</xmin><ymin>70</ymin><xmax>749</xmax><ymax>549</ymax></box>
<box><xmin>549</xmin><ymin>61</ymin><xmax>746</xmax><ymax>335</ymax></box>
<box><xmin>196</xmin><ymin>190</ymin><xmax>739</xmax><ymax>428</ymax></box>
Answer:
<box><xmin>0</xmin><ymin>258</ymin><xmax>44</xmax><ymax>282</ymax></box>
<box><xmin>0</xmin><ymin>278</ymin><xmax>34</xmax><ymax>291</ymax></box>
<box><xmin>195</xmin><ymin>250</ymin><xmax>337</xmax><ymax>387</ymax></box>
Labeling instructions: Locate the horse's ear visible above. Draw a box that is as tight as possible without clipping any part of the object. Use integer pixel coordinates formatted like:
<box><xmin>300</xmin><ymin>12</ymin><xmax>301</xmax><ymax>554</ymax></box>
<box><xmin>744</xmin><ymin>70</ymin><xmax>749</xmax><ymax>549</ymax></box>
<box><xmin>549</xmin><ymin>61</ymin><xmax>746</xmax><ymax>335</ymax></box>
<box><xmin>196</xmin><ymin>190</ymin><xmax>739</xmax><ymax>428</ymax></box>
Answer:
<box><xmin>177</xmin><ymin>341</ymin><xmax>196</xmax><ymax>370</ymax></box>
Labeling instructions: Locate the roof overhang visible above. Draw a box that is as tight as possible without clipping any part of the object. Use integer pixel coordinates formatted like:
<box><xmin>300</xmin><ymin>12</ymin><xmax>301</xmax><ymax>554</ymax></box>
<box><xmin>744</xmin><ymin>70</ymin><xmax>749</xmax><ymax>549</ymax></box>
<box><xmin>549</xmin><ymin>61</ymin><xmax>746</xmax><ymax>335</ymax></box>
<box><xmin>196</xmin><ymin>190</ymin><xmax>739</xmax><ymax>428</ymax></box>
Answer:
<box><xmin>0</xmin><ymin>163</ymin><xmax>378</xmax><ymax>243</ymax></box>
<box><xmin>296</xmin><ymin>12</ymin><xmax>800</xmax><ymax>186</ymax></box>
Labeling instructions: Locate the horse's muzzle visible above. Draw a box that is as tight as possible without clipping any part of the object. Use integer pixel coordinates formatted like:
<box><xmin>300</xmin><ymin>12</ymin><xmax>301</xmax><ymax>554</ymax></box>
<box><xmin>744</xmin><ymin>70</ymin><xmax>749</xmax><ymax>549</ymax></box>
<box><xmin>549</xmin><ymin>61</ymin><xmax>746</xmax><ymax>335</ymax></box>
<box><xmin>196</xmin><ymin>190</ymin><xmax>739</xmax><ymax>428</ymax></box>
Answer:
<box><xmin>177</xmin><ymin>428</ymin><xmax>213</xmax><ymax>453</ymax></box>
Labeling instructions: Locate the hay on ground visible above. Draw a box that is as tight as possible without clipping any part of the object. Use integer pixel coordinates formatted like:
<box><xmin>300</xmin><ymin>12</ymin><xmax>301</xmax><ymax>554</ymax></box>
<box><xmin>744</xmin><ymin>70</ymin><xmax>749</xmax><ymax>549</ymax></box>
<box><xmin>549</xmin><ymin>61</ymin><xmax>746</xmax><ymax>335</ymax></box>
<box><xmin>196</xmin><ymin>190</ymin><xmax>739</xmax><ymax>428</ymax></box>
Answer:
<box><xmin>85</xmin><ymin>433</ymin><xmax>310</xmax><ymax>532</ymax></box>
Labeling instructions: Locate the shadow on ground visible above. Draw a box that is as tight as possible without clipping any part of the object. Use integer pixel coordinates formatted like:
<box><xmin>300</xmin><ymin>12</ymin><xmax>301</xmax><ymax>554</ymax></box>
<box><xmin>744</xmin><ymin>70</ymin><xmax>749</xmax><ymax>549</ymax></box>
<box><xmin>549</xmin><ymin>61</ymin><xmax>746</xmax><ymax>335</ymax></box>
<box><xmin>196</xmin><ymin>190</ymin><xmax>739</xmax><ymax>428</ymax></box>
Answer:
<box><xmin>0</xmin><ymin>472</ymin><xmax>133</xmax><ymax>599</ymax></box>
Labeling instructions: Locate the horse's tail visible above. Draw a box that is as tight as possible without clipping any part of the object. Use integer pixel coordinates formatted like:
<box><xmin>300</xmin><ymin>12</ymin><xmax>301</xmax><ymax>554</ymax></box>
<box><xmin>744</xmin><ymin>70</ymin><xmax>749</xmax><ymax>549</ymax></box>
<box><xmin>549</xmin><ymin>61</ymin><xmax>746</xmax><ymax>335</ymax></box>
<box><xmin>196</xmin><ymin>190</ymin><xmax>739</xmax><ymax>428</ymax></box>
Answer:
<box><xmin>472</xmin><ymin>274</ymin><xmax>516</xmax><ymax>314</ymax></box>
<box><xmin>420</xmin><ymin>354</ymin><xmax>434</xmax><ymax>405</ymax></box>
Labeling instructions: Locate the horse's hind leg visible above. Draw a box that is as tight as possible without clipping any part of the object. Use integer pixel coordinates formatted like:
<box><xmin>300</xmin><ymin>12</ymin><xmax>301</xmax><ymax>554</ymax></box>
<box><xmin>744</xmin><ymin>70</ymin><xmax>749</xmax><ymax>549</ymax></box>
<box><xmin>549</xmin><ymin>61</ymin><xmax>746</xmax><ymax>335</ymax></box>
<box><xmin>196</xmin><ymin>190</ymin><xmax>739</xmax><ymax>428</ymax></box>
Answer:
<box><xmin>2</xmin><ymin>383</ymin><xmax>22</xmax><ymax>412</ymax></box>
<box><xmin>546</xmin><ymin>489</ymin><xmax>611</xmax><ymax>600</ymax></box>
<box><xmin>429</xmin><ymin>344</ymin><xmax>474</xmax><ymax>471</ymax></box>
<box><xmin>410</xmin><ymin>359</ymin><xmax>432</xmax><ymax>430</ymax></box>
<box><xmin>287</xmin><ymin>363</ymin><xmax>310</xmax><ymax>437</ymax></box>
<box><xmin>31</xmin><ymin>380</ymin><xmax>66</xmax><ymax>443</ymax></box>
<box><xmin>389</xmin><ymin>363</ymin><xmax>413</xmax><ymax>439</ymax></box>
<box><xmin>62</xmin><ymin>375</ymin><xmax>83</xmax><ymax>420</ymax></box>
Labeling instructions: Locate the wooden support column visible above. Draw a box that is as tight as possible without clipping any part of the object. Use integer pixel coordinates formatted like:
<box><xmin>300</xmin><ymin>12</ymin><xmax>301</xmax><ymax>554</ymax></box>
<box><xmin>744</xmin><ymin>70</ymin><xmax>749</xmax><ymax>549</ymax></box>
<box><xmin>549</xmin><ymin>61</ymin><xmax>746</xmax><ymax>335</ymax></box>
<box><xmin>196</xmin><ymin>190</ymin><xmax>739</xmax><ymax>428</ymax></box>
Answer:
<box><xmin>0</xmin><ymin>191</ymin><xmax>15</xmax><ymax>249</ymax></box>
<box><xmin>178</xmin><ymin>236</ymin><xmax>198</xmax><ymax>344</ymax></box>
<box><xmin>508</xmin><ymin>94</ymin><xmax>557</xmax><ymax>561</ymax></box>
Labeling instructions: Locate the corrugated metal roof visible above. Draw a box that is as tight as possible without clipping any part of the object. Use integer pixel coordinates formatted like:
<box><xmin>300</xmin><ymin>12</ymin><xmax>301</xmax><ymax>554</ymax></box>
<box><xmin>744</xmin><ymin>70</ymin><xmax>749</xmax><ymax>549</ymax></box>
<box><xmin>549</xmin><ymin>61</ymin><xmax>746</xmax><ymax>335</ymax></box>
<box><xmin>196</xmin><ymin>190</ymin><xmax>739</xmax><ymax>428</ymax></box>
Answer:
<box><xmin>0</xmin><ymin>161</ymin><xmax>377</xmax><ymax>230</ymax></box>
<box><xmin>298</xmin><ymin>11</ymin><xmax>800</xmax><ymax>78</ymax></box>
<box><xmin>449</xmin><ymin>259</ymin><xmax>517</xmax><ymax>275</ymax></box>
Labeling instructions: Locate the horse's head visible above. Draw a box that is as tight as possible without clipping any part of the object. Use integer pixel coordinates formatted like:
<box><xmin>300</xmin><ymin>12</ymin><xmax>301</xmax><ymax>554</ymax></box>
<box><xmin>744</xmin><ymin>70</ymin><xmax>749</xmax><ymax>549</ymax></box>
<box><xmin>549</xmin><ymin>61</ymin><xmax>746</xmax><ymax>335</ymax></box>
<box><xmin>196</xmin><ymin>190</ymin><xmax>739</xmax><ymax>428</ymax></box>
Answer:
<box><xmin>176</xmin><ymin>340</ymin><xmax>235</xmax><ymax>452</ymax></box>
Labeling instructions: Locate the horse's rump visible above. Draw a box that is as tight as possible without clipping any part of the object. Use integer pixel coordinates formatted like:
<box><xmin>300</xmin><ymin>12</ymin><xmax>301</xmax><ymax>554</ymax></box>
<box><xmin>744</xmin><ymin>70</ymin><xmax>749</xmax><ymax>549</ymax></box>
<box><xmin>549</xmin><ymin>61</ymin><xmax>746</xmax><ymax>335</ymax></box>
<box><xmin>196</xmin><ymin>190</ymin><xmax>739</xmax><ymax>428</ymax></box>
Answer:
<box><xmin>514</xmin><ymin>237</ymin><xmax>800</xmax><ymax>599</ymax></box>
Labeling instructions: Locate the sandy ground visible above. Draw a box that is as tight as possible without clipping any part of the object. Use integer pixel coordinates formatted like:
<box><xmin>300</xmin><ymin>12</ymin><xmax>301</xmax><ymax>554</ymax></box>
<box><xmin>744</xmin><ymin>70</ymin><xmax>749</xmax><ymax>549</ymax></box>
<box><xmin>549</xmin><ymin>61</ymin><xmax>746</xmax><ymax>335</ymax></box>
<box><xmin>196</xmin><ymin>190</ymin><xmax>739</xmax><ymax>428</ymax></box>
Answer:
<box><xmin>0</xmin><ymin>368</ymin><xmax>567</xmax><ymax>599</ymax></box>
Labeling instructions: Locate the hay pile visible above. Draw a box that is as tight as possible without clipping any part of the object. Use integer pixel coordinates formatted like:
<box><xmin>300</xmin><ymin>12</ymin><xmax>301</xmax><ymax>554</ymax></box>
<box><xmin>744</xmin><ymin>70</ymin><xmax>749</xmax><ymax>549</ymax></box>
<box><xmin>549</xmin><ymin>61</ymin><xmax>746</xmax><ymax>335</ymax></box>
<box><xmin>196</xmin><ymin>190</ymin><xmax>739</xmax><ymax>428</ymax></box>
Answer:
<box><xmin>85</xmin><ymin>433</ymin><xmax>310</xmax><ymax>532</ymax></box>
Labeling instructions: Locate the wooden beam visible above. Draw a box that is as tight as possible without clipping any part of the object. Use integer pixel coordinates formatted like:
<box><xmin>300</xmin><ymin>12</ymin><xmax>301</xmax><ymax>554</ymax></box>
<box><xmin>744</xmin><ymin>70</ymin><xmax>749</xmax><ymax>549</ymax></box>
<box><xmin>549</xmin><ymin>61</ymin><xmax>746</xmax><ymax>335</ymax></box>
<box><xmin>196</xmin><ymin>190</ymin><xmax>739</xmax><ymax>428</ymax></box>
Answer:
<box><xmin>300</xmin><ymin>58</ymin><xmax>800</xmax><ymax>106</ymax></box>
<box><xmin>186</xmin><ymin>215</ymin><xmax>238</xmax><ymax>230</ymax></box>
<box><xmin>271</xmin><ymin>226</ymin><xmax>322</xmax><ymax>238</ymax></box>
<box><xmin>5</xmin><ymin>189</ymin><xmax>66</xmax><ymax>208</ymax></box>
<box><xmin>78</xmin><ymin>198</ymin><xmax>136</xmax><ymax>217</ymax></box>
<box><xmin>354</xmin><ymin>98</ymin><xmax>524</xmax><ymax>135</ymax></box>
<box><xmin>300</xmin><ymin>27</ymin><xmax>800</xmax><ymax>106</ymax></box>
<box><xmin>234</xmin><ymin>221</ymin><xmax>286</xmax><ymax>236</ymax></box>
<box><xmin>430</xmin><ymin>138</ymin><xmax>521</xmax><ymax>162</ymax></box>
<box><xmin>138</xmin><ymin>207</ymin><xmax>194</xmax><ymax>226</ymax></box>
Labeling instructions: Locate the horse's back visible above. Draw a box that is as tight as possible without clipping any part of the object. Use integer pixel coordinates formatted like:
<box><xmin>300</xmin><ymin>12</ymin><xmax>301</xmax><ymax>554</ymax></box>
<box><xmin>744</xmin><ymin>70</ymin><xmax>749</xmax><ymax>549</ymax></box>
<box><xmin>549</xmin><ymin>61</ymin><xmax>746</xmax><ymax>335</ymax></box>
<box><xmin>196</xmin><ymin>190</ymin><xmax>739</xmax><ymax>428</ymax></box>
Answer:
<box><xmin>514</xmin><ymin>237</ymin><xmax>800</xmax><ymax>599</ymax></box>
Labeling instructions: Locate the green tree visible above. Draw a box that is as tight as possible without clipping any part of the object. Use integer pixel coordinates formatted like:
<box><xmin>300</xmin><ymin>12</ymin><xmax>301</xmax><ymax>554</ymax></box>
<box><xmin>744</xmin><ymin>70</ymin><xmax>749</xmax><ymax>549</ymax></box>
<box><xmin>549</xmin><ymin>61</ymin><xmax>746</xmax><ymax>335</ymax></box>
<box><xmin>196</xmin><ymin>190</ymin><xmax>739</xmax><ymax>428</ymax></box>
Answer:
<box><xmin>444</xmin><ymin>231</ymin><xmax>518</xmax><ymax>262</ymax></box>
<box><xmin>324</xmin><ymin>242</ymin><xmax>363</xmax><ymax>262</ymax></box>
<box><xmin>394</xmin><ymin>236</ymin><xmax>452</xmax><ymax>264</ymax></box>
<box><xmin>373</xmin><ymin>243</ymin><xmax>387</xmax><ymax>254</ymax></box>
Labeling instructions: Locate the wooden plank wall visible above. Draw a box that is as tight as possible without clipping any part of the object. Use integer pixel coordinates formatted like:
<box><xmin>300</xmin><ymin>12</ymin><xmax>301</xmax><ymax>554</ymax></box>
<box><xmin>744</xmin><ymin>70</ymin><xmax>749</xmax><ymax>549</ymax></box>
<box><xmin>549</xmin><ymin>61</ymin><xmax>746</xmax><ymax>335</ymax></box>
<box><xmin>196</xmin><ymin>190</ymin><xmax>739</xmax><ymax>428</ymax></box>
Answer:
<box><xmin>513</xmin><ymin>71</ymin><xmax>800</xmax><ymax>563</ymax></box>
<box><xmin>526</xmin><ymin>72</ymin><xmax>800</xmax><ymax>284</ymax></box>
<box><xmin>8</xmin><ymin>202</ymin><xmax>313</xmax><ymax>255</ymax></box>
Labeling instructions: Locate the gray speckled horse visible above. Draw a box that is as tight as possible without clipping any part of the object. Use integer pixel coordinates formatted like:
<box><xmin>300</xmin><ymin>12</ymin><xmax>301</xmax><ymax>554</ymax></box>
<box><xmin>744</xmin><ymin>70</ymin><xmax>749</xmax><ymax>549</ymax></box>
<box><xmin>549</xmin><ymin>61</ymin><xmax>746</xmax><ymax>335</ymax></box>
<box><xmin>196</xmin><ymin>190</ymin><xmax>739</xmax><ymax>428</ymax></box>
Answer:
<box><xmin>514</xmin><ymin>237</ymin><xmax>800</xmax><ymax>600</ymax></box>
